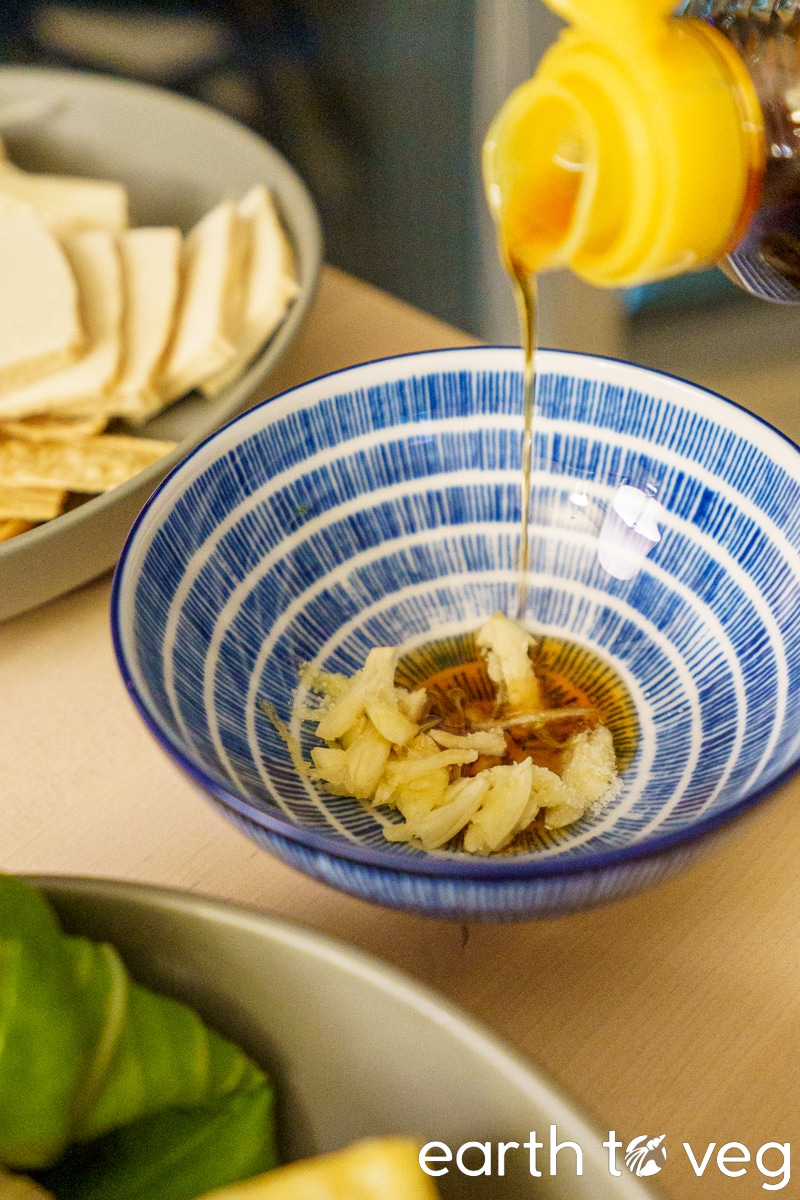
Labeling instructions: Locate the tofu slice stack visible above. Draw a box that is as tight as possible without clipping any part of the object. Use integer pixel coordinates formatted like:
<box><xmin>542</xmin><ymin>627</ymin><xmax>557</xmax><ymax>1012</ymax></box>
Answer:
<box><xmin>200</xmin><ymin>185</ymin><xmax>300</xmax><ymax>396</ymax></box>
<box><xmin>0</xmin><ymin>149</ymin><xmax>298</xmax><ymax>543</ymax></box>
<box><xmin>0</xmin><ymin>158</ymin><xmax>128</xmax><ymax>236</ymax></box>
<box><xmin>0</xmin><ymin>230</ymin><xmax>123</xmax><ymax>420</ymax></box>
<box><xmin>157</xmin><ymin>200</ymin><xmax>250</xmax><ymax>404</ymax></box>
<box><xmin>0</xmin><ymin>211</ymin><xmax>83</xmax><ymax>391</ymax></box>
<box><xmin>111</xmin><ymin>226</ymin><xmax>182</xmax><ymax>422</ymax></box>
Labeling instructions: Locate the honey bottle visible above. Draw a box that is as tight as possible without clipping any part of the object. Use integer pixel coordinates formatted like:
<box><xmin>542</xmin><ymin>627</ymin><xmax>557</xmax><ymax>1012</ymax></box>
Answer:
<box><xmin>484</xmin><ymin>0</ymin><xmax>800</xmax><ymax>302</ymax></box>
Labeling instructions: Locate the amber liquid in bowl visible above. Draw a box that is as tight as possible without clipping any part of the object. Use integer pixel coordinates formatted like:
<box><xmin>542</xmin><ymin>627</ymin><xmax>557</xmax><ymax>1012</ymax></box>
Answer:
<box><xmin>396</xmin><ymin>633</ymin><xmax>640</xmax><ymax>781</ymax></box>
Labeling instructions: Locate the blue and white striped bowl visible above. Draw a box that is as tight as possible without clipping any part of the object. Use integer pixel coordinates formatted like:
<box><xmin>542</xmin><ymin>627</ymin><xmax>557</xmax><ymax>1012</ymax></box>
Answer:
<box><xmin>111</xmin><ymin>348</ymin><xmax>800</xmax><ymax>920</ymax></box>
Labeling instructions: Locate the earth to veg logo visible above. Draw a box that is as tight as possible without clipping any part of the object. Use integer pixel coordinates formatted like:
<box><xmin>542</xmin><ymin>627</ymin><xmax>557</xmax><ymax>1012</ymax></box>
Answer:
<box><xmin>624</xmin><ymin>1134</ymin><xmax>667</xmax><ymax>1177</ymax></box>
<box><xmin>420</xmin><ymin>1128</ymin><xmax>791</xmax><ymax>1188</ymax></box>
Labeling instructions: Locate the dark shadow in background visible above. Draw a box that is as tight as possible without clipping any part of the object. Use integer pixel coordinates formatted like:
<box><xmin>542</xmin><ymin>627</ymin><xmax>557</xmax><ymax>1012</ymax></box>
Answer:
<box><xmin>0</xmin><ymin>0</ymin><xmax>481</xmax><ymax>332</ymax></box>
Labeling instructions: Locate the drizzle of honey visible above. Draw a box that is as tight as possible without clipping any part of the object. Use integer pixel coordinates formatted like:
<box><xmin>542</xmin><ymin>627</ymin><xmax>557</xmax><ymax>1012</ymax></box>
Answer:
<box><xmin>395</xmin><ymin>152</ymin><xmax>640</xmax><ymax>813</ymax></box>
<box><xmin>512</xmin><ymin>264</ymin><xmax>537</xmax><ymax>620</ymax></box>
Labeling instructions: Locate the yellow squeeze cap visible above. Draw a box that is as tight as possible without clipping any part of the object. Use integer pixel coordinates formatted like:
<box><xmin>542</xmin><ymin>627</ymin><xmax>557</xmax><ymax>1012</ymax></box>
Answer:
<box><xmin>484</xmin><ymin>0</ymin><xmax>764</xmax><ymax>287</ymax></box>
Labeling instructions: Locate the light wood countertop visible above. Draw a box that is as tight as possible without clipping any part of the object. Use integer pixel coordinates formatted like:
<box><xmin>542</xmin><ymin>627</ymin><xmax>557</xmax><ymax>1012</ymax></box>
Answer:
<box><xmin>2</xmin><ymin>266</ymin><xmax>797</xmax><ymax>1200</ymax></box>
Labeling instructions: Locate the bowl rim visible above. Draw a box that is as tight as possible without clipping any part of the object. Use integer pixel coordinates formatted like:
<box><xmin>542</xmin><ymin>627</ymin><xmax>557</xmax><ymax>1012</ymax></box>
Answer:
<box><xmin>29</xmin><ymin>873</ymin><xmax>658</xmax><ymax>1197</ymax></box>
<box><xmin>111</xmin><ymin>344</ymin><xmax>800</xmax><ymax>882</ymax></box>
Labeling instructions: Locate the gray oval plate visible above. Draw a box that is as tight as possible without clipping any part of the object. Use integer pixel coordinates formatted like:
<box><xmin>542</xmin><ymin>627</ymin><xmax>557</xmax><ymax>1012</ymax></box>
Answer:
<box><xmin>0</xmin><ymin>66</ymin><xmax>323</xmax><ymax>622</ymax></box>
<box><xmin>35</xmin><ymin>876</ymin><xmax>657</xmax><ymax>1200</ymax></box>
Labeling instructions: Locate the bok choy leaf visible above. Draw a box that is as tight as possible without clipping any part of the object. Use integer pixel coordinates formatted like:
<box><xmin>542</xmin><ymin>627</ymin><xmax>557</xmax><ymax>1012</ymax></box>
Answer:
<box><xmin>0</xmin><ymin>877</ymin><xmax>277</xmax><ymax>1200</ymax></box>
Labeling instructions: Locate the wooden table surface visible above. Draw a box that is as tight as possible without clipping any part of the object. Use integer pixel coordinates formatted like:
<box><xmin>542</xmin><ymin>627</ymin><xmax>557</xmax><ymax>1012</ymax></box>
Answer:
<box><xmin>3</xmin><ymin>266</ymin><xmax>799</xmax><ymax>1199</ymax></box>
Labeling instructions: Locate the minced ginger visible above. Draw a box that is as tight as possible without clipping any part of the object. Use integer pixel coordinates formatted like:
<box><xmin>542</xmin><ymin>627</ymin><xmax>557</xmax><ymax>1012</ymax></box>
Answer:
<box><xmin>301</xmin><ymin>612</ymin><xmax>620</xmax><ymax>854</ymax></box>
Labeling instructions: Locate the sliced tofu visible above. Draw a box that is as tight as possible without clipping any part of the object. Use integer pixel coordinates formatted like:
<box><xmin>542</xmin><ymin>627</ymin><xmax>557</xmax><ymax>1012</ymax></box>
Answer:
<box><xmin>0</xmin><ymin>211</ymin><xmax>84</xmax><ymax>392</ymax></box>
<box><xmin>0</xmin><ymin>190</ymin><xmax>44</xmax><ymax>223</ymax></box>
<box><xmin>200</xmin><ymin>185</ymin><xmax>299</xmax><ymax>396</ymax></box>
<box><xmin>0</xmin><ymin>518</ymin><xmax>33</xmax><ymax>541</ymax></box>
<box><xmin>109</xmin><ymin>226</ymin><xmax>182</xmax><ymax>422</ymax></box>
<box><xmin>0</xmin><ymin>432</ymin><xmax>175</xmax><ymax>493</ymax></box>
<box><xmin>0</xmin><ymin>484</ymin><xmax>67</xmax><ymax>522</ymax></box>
<box><xmin>0</xmin><ymin>412</ymin><xmax>107</xmax><ymax>442</ymax></box>
<box><xmin>0</xmin><ymin>160</ymin><xmax>128</xmax><ymax>236</ymax></box>
<box><xmin>0</xmin><ymin>230</ymin><xmax>123</xmax><ymax>420</ymax></box>
<box><xmin>157</xmin><ymin>200</ymin><xmax>249</xmax><ymax>403</ymax></box>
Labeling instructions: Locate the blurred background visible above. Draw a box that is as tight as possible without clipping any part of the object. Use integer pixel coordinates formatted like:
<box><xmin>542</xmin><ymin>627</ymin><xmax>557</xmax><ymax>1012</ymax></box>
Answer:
<box><xmin>1</xmin><ymin>0</ymin><xmax>798</xmax><ymax>441</ymax></box>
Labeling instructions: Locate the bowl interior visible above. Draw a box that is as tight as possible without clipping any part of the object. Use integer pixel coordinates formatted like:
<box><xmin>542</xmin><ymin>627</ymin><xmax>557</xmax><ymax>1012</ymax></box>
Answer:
<box><xmin>114</xmin><ymin>347</ymin><xmax>800</xmax><ymax>872</ymax></box>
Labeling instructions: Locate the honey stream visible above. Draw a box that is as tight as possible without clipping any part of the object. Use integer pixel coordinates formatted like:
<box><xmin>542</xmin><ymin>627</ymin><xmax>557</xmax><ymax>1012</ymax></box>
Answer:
<box><xmin>401</xmin><ymin>242</ymin><xmax>639</xmax><ymax>789</ymax></box>
<box><xmin>511</xmin><ymin>264</ymin><xmax>538</xmax><ymax>619</ymax></box>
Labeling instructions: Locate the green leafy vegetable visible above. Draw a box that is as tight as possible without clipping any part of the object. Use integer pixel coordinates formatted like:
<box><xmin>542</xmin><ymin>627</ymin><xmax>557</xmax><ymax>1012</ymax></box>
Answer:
<box><xmin>38</xmin><ymin>1086</ymin><xmax>276</xmax><ymax>1200</ymax></box>
<box><xmin>0</xmin><ymin>877</ymin><xmax>277</xmax><ymax>1200</ymax></box>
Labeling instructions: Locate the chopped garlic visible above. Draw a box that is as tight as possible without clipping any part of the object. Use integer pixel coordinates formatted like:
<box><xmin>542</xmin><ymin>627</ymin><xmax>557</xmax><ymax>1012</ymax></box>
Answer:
<box><xmin>475</xmin><ymin>611</ymin><xmax>542</xmax><ymax>713</ymax></box>
<box><xmin>380</xmin><ymin>748</ymin><xmax>477</xmax><ymax>793</ymax></box>
<box><xmin>544</xmin><ymin>725</ymin><xmax>618</xmax><ymax>829</ymax></box>
<box><xmin>395</xmin><ymin>770</ymin><xmax>449</xmax><ymax>822</ymax></box>
<box><xmin>343</xmin><ymin>720</ymin><xmax>391</xmax><ymax>799</ymax></box>
<box><xmin>561</xmin><ymin>725</ymin><xmax>617</xmax><ymax>804</ymax></box>
<box><xmin>298</xmin><ymin>616</ymin><xmax>621</xmax><ymax>856</ymax></box>
<box><xmin>527</xmin><ymin>763</ymin><xmax>572</xmax><ymax>815</ymax></box>
<box><xmin>310</xmin><ymin>746</ymin><xmax>349</xmax><ymax>792</ymax></box>
<box><xmin>397</xmin><ymin>687</ymin><xmax>428</xmax><ymax>722</ymax></box>
<box><xmin>386</xmin><ymin>774</ymin><xmax>491</xmax><ymax>850</ymax></box>
<box><xmin>314</xmin><ymin>646</ymin><xmax>397</xmax><ymax>740</ymax></box>
<box><xmin>366</xmin><ymin>698</ymin><xmax>418</xmax><ymax>745</ymax></box>
<box><xmin>429</xmin><ymin>727</ymin><xmax>506</xmax><ymax>756</ymax></box>
<box><xmin>463</xmin><ymin>759</ymin><xmax>534</xmax><ymax>854</ymax></box>
<box><xmin>373</xmin><ymin>732</ymin><xmax>453</xmax><ymax>811</ymax></box>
